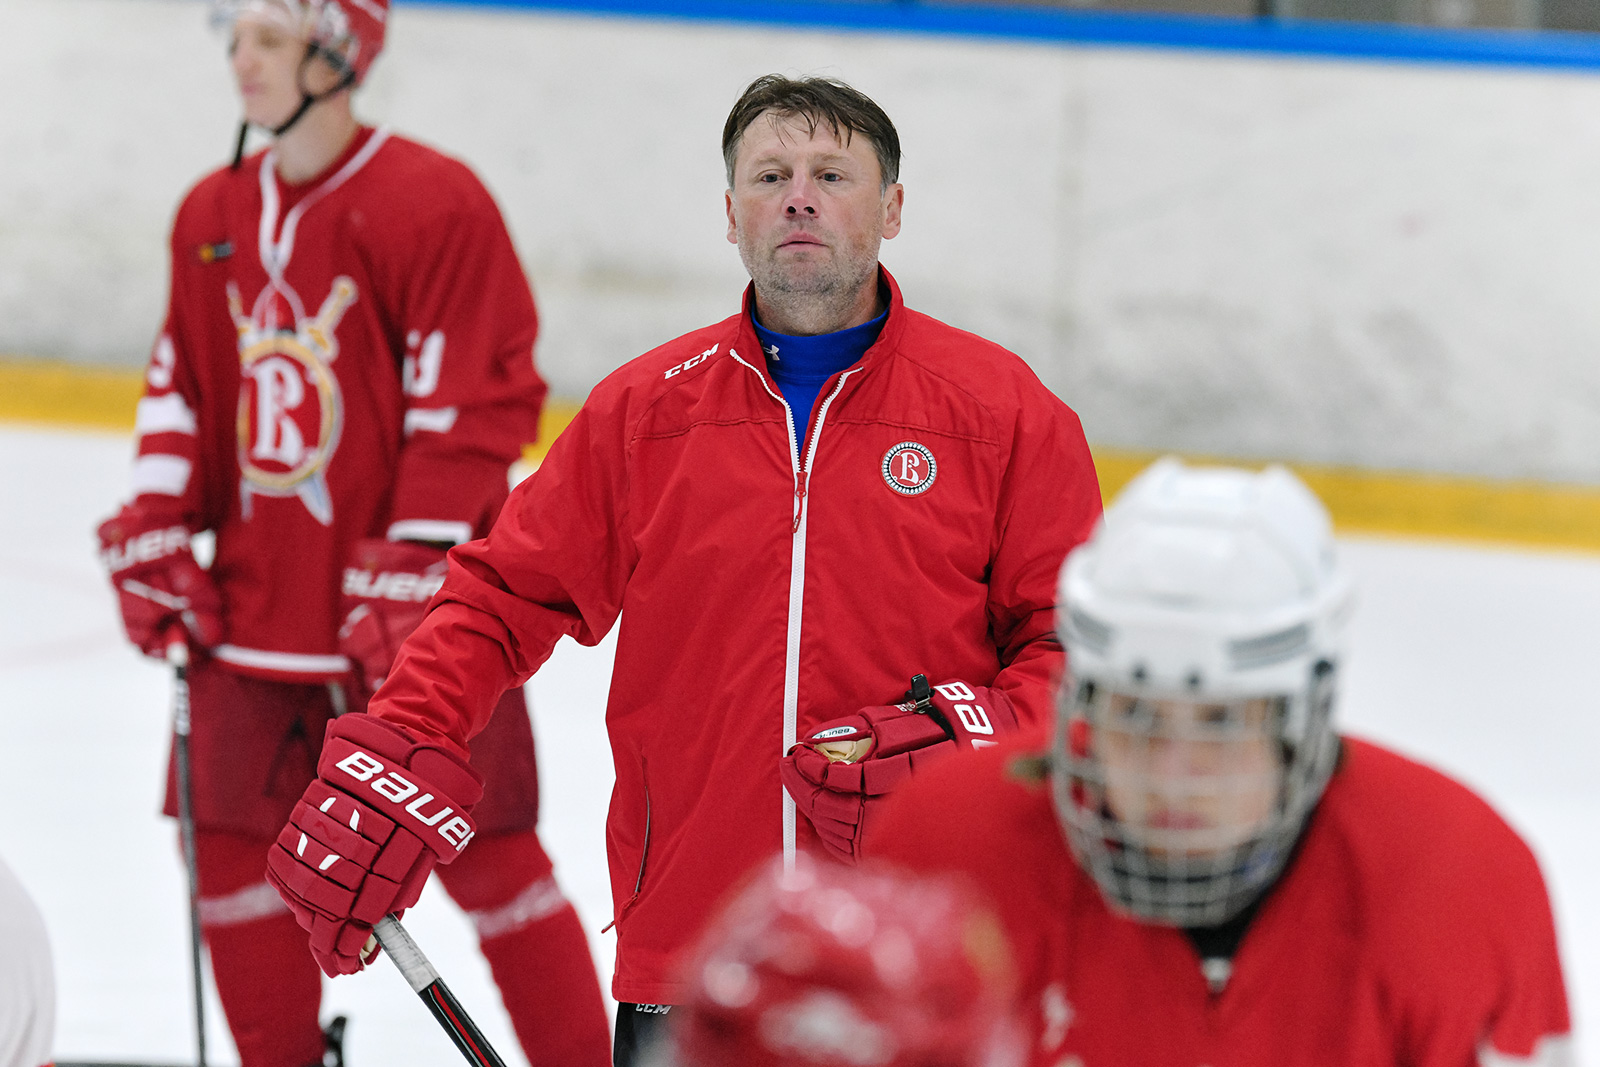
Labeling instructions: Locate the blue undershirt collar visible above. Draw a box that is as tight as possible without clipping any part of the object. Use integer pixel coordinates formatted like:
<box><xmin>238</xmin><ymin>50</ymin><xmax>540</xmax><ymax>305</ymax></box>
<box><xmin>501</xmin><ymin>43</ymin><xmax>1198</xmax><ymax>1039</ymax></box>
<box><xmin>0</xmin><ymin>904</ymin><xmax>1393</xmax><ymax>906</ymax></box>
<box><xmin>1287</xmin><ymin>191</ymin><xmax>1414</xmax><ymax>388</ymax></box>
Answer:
<box><xmin>753</xmin><ymin>307</ymin><xmax>889</xmax><ymax>457</ymax></box>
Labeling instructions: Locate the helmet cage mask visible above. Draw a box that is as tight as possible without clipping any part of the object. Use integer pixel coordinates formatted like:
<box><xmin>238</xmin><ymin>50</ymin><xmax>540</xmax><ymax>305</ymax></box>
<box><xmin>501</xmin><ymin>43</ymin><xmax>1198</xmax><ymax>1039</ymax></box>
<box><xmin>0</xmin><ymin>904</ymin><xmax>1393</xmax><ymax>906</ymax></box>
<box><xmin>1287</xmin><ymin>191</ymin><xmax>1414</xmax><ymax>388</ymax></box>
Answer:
<box><xmin>1052</xmin><ymin>657</ymin><xmax>1339</xmax><ymax>928</ymax></box>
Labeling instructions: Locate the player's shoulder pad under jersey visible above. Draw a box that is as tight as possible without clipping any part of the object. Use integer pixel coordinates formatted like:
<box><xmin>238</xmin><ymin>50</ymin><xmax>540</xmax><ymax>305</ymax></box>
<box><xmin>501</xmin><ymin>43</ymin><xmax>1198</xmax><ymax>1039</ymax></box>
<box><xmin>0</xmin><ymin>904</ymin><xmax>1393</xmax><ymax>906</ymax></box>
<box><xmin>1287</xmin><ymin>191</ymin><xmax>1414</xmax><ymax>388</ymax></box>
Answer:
<box><xmin>171</xmin><ymin>155</ymin><xmax>262</xmax><ymax>255</ymax></box>
<box><xmin>350</xmin><ymin>134</ymin><xmax>507</xmax><ymax>238</ymax></box>
<box><xmin>1325</xmin><ymin>738</ymin><xmax>1546</xmax><ymax>900</ymax></box>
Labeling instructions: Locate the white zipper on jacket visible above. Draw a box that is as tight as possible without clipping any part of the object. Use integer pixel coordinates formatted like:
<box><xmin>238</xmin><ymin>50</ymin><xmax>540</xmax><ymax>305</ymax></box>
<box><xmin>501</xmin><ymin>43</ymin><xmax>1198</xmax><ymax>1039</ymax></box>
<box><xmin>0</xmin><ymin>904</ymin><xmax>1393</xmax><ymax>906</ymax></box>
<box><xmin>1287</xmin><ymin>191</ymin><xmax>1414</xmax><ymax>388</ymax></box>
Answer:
<box><xmin>730</xmin><ymin>348</ymin><xmax>859</xmax><ymax>871</ymax></box>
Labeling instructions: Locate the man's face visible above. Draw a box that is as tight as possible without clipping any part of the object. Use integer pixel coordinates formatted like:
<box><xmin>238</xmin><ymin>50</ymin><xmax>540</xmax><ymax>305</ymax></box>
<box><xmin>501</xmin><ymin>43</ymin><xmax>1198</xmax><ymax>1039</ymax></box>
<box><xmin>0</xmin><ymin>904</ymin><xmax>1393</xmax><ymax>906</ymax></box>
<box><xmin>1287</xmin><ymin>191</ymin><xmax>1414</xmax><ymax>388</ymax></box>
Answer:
<box><xmin>724</xmin><ymin>112</ymin><xmax>903</xmax><ymax>308</ymax></box>
<box><xmin>229</xmin><ymin>11</ymin><xmax>341</xmax><ymax>130</ymax></box>
<box><xmin>1096</xmin><ymin>694</ymin><xmax>1282</xmax><ymax>857</ymax></box>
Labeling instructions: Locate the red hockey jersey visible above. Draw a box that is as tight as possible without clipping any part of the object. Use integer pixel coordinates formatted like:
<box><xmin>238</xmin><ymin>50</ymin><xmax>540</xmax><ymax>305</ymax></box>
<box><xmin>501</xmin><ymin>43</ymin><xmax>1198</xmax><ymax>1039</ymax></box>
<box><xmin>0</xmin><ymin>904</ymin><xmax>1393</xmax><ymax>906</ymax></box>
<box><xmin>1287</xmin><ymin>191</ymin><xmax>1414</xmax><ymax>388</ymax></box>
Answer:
<box><xmin>369</xmin><ymin>270</ymin><xmax>1104</xmax><ymax>1002</ymax></box>
<box><xmin>131</xmin><ymin>127</ymin><xmax>544</xmax><ymax>681</ymax></box>
<box><xmin>876</xmin><ymin>736</ymin><xmax>1573</xmax><ymax>1067</ymax></box>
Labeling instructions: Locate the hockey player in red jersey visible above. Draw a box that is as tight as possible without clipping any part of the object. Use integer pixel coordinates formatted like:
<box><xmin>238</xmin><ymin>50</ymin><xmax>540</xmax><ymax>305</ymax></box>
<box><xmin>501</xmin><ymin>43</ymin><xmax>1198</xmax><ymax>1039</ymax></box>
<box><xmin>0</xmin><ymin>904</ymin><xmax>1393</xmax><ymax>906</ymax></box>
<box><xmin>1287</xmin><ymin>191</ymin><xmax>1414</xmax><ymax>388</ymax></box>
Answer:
<box><xmin>873</xmin><ymin>458</ymin><xmax>1573</xmax><ymax>1066</ymax></box>
<box><xmin>650</xmin><ymin>853</ymin><xmax>1023</xmax><ymax>1067</ymax></box>
<box><xmin>94</xmin><ymin>3</ymin><xmax>610</xmax><ymax>1065</ymax></box>
<box><xmin>262</xmin><ymin>74</ymin><xmax>1103</xmax><ymax>1066</ymax></box>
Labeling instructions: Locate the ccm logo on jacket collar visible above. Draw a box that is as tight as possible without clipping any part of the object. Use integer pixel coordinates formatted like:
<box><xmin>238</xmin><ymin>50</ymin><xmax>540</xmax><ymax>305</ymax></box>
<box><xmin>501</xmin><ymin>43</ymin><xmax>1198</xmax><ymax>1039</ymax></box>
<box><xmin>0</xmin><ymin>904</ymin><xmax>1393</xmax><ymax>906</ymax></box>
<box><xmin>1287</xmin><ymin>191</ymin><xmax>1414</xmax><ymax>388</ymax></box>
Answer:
<box><xmin>333</xmin><ymin>749</ymin><xmax>475</xmax><ymax>852</ymax></box>
<box><xmin>665</xmin><ymin>343</ymin><xmax>718</xmax><ymax>379</ymax></box>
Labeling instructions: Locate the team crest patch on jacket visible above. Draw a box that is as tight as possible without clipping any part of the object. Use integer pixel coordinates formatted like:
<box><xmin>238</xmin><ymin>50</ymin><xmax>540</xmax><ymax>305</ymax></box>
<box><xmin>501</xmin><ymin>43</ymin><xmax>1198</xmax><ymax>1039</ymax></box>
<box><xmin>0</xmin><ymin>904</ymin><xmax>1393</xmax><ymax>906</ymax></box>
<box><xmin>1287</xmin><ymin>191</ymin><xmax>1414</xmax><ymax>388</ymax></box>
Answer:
<box><xmin>881</xmin><ymin>441</ymin><xmax>937</xmax><ymax>496</ymax></box>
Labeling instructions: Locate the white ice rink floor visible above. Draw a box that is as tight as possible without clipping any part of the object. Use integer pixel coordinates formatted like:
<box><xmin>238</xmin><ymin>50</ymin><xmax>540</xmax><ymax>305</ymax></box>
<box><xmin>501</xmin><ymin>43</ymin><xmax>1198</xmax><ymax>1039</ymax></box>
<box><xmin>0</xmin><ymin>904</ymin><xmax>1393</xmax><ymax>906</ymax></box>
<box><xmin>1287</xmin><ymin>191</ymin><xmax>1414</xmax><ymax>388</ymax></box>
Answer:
<box><xmin>2</xmin><ymin>423</ymin><xmax>1597</xmax><ymax>1066</ymax></box>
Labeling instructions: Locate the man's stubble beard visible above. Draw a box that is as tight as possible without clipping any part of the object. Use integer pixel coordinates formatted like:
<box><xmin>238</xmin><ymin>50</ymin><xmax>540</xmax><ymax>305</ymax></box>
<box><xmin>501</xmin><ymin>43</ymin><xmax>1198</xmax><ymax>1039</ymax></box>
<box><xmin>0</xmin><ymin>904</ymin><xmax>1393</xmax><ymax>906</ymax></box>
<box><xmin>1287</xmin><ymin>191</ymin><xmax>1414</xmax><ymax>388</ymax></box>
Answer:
<box><xmin>738</xmin><ymin>229</ymin><xmax>881</xmax><ymax>312</ymax></box>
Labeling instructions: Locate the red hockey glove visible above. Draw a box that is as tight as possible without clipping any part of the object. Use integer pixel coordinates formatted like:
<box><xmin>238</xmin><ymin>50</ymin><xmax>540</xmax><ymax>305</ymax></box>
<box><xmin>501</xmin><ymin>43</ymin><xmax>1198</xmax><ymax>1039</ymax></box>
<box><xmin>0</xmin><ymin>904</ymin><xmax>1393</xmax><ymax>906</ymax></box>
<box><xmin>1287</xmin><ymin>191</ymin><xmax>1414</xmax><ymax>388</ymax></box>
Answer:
<box><xmin>96</xmin><ymin>502</ymin><xmax>223</xmax><ymax>657</ymax></box>
<box><xmin>781</xmin><ymin>677</ymin><xmax>1020</xmax><ymax>865</ymax></box>
<box><xmin>266</xmin><ymin>714</ymin><xmax>482</xmax><ymax>977</ymax></box>
<box><xmin>338</xmin><ymin>538</ymin><xmax>449</xmax><ymax>698</ymax></box>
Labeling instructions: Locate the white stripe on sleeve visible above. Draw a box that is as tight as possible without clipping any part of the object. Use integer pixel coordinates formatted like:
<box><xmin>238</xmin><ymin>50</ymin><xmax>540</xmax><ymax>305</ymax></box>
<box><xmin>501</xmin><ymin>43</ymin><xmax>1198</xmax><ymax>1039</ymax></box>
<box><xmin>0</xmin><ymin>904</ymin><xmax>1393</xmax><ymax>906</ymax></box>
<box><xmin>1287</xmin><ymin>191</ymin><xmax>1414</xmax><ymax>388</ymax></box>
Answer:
<box><xmin>387</xmin><ymin>519</ymin><xmax>472</xmax><ymax>546</ymax></box>
<box><xmin>131</xmin><ymin>454</ymin><xmax>192</xmax><ymax>497</ymax></box>
<box><xmin>135</xmin><ymin>393</ymin><xmax>198</xmax><ymax>436</ymax></box>
<box><xmin>213</xmin><ymin>645</ymin><xmax>349</xmax><ymax>675</ymax></box>
<box><xmin>1480</xmin><ymin>1035</ymin><xmax>1576</xmax><ymax>1067</ymax></box>
<box><xmin>404</xmin><ymin>407</ymin><xmax>459</xmax><ymax>435</ymax></box>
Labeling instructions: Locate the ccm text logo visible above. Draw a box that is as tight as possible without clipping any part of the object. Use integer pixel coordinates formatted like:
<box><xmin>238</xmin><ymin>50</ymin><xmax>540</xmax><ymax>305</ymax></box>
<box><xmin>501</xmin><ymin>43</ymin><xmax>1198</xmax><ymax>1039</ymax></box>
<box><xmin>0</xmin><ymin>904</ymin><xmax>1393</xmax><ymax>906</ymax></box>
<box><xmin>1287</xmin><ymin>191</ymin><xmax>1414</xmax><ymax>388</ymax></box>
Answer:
<box><xmin>665</xmin><ymin>343</ymin><xmax>718</xmax><ymax>379</ymax></box>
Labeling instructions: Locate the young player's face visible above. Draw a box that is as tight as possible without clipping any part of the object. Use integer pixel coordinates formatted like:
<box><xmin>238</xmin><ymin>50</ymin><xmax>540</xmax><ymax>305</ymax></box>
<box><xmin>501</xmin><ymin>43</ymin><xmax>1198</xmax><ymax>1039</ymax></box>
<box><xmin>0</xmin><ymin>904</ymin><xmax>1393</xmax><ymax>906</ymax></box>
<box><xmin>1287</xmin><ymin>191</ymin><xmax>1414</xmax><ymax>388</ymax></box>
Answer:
<box><xmin>229</xmin><ymin>14</ymin><xmax>306</xmax><ymax>129</ymax></box>
<box><xmin>725</xmin><ymin>113</ymin><xmax>904</xmax><ymax>311</ymax></box>
<box><xmin>229</xmin><ymin>12</ymin><xmax>344</xmax><ymax>130</ymax></box>
<box><xmin>1096</xmin><ymin>694</ymin><xmax>1281</xmax><ymax>857</ymax></box>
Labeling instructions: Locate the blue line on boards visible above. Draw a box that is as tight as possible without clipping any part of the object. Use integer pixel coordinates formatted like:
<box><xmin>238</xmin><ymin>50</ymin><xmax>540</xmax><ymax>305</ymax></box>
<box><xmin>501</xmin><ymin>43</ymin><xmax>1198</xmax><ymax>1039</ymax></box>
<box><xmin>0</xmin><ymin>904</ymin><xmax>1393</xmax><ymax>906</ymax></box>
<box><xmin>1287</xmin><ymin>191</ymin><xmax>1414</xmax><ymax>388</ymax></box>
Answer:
<box><xmin>399</xmin><ymin>0</ymin><xmax>1600</xmax><ymax>72</ymax></box>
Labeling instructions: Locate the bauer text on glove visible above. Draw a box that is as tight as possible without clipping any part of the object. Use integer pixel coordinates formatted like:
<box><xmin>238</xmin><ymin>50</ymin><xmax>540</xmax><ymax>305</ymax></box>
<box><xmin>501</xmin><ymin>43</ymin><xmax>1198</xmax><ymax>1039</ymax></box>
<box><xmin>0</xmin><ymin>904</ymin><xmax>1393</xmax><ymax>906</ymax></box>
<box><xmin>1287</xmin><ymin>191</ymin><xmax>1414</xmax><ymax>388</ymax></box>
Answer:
<box><xmin>338</xmin><ymin>537</ymin><xmax>449</xmax><ymax>700</ymax></box>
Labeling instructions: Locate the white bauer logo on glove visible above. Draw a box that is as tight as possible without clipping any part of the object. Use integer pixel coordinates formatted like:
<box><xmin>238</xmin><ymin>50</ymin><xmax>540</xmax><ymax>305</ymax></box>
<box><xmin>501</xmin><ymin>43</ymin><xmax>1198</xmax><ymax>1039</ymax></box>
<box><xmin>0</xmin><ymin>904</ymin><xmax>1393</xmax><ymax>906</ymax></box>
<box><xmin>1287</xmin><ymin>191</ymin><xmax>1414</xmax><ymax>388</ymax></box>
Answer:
<box><xmin>334</xmin><ymin>749</ymin><xmax>475</xmax><ymax>851</ymax></box>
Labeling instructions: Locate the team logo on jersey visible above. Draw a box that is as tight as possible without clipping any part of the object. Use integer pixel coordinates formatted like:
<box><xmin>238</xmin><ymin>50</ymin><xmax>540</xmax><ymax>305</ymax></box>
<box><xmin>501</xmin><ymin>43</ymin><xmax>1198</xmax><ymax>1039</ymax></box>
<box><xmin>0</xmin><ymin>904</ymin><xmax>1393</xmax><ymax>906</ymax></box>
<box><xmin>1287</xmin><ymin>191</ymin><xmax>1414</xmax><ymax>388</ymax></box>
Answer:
<box><xmin>229</xmin><ymin>276</ymin><xmax>357</xmax><ymax>525</ymax></box>
<box><xmin>881</xmin><ymin>441</ymin><xmax>937</xmax><ymax>496</ymax></box>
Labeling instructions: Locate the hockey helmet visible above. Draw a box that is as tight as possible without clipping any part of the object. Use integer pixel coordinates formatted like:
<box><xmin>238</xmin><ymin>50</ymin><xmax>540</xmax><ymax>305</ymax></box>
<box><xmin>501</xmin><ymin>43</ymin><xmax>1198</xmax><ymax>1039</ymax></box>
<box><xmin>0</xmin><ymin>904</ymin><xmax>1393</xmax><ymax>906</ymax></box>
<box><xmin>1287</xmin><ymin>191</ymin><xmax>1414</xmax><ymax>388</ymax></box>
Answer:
<box><xmin>662</xmin><ymin>854</ymin><xmax>1022</xmax><ymax>1067</ymax></box>
<box><xmin>1052</xmin><ymin>457</ymin><xmax>1353</xmax><ymax>927</ymax></box>
<box><xmin>212</xmin><ymin>0</ymin><xmax>388</xmax><ymax>85</ymax></box>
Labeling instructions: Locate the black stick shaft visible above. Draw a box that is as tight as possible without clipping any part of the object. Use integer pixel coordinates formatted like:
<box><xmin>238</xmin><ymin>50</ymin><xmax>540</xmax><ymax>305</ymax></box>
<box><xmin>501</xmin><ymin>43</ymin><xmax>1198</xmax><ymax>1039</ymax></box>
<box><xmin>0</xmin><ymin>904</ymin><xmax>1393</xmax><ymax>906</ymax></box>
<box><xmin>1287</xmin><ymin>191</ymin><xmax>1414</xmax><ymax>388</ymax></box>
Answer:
<box><xmin>168</xmin><ymin>639</ymin><xmax>207</xmax><ymax>1067</ymax></box>
<box><xmin>374</xmin><ymin>915</ymin><xmax>509</xmax><ymax>1067</ymax></box>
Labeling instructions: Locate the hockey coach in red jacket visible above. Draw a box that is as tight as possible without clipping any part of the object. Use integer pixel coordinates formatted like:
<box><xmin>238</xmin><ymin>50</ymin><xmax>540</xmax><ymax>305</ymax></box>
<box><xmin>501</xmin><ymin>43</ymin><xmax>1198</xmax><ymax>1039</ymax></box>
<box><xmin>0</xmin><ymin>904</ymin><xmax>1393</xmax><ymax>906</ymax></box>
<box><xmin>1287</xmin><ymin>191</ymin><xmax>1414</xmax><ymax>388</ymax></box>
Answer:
<box><xmin>267</xmin><ymin>73</ymin><xmax>1103</xmax><ymax>1063</ymax></box>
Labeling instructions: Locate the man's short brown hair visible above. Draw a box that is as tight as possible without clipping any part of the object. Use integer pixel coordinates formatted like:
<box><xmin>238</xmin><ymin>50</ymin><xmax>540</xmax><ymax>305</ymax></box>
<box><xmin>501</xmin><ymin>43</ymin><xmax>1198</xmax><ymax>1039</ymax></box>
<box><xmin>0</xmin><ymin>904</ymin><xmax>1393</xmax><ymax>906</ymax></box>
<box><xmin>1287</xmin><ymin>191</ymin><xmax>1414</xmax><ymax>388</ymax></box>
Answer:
<box><xmin>722</xmin><ymin>75</ymin><xmax>902</xmax><ymax>190</ymax></box>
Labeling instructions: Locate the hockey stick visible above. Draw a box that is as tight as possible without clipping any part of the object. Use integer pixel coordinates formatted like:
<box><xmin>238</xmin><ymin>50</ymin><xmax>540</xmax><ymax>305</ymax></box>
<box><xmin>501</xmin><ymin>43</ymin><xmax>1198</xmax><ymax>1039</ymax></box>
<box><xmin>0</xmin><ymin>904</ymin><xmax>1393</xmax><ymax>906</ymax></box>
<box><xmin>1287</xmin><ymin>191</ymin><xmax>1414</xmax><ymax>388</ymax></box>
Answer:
<box><xmin>371</xmin><ymin>915</ymin><xmax>509</xmax><ymax>1067</ymax></box>
<box><xmin>165</xmin><ymin>631</ymin><xmax>208</xmax><ymax>1067</ymax></box>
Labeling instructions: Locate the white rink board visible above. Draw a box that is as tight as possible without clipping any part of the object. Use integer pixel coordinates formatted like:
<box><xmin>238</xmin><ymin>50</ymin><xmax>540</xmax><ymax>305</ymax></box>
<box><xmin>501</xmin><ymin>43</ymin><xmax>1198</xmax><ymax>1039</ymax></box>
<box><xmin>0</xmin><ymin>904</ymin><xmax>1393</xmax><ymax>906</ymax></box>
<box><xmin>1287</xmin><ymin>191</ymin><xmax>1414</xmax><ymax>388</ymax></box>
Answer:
<box><xmin>0</xmin><ymin>423</ymin><xmax>1596</xmax><ymax>1065</ymax></box>
<box><xmin>7</xmin><ymin>1</ymin><xmax>1600</xmax><ymax>483</ymax></box>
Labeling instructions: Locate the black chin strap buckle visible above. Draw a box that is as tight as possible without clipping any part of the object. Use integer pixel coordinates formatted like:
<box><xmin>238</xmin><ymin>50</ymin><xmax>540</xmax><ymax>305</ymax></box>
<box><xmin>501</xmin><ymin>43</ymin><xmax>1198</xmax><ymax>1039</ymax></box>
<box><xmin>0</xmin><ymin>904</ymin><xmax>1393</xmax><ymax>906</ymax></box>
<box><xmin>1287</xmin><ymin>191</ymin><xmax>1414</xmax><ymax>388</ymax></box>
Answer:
<box><xmin>904</xmin><ymin>673</ymin><xmax>956</xmax><ymax>741</ymax></box>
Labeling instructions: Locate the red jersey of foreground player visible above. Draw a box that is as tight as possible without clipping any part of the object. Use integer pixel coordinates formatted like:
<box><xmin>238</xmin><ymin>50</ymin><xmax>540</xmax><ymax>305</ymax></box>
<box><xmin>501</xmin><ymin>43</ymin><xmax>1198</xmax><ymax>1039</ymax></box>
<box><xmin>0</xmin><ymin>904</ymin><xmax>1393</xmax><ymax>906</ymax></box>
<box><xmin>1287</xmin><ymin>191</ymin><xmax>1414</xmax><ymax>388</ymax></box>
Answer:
<box><xmin>134</xmin><ymin>125</ymin><xmax>542</xmax><ymax>680</ymax></box>
<box><xmin>876</xmin><ymin>458</ymin><xmax>1570</xmax><ymax>1067</ymax></box>
<box><xmin>378</xmin><ymin>266</ymin><xmax>1101</xmax><ymax>1003</ymax></box>
<box><xmin>876</xmin><ymin>737</ymin><xmax>1570</xmax><ymax>1067</ymax></box>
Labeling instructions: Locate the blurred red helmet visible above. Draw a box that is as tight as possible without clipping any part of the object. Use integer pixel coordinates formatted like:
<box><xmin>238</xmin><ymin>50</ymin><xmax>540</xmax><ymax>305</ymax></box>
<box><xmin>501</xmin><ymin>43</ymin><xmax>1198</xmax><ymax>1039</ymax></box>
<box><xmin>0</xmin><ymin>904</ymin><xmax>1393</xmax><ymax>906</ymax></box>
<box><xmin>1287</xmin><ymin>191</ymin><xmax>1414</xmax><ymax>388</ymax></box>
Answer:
<box><xmin>212</xmin><ymin>0</ymin><xmax>388</xmax><ymax>84</ymax></box>
<box><xmin>666</xmin><ymin>854</ymin><xmax>1021</xmax><ymax>1067</ymax></box>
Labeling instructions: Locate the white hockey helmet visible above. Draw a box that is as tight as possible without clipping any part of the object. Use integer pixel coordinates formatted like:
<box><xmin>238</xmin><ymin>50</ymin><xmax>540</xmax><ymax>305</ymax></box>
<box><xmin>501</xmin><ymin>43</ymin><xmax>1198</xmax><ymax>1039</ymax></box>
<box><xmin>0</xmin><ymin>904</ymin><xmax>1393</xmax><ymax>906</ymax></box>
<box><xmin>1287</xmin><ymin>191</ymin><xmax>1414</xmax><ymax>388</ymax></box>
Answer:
<box><xmin>211</xmin><ymin>0</ymin><xmax>388</xmax><ymax>85</ymax></box>
<box><xmin>1051</xmin><ymin>457</ymin><xmax>1353</xmax><ymax>927</ymax></box>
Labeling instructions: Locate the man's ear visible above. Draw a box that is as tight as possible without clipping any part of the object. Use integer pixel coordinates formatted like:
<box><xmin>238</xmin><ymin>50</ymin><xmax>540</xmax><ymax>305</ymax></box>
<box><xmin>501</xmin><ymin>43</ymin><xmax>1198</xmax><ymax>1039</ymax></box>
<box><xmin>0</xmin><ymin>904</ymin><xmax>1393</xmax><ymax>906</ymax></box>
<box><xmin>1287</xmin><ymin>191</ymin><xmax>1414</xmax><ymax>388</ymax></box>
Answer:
<box><xmin>881</xmin><ymin>183</ymin><xmax>905</xmax><ymax>241</ymax></box>
<box><xmin>725</xmin><ymin>190</ymin><xmax>739</xmax><ymax>246</ymax></box>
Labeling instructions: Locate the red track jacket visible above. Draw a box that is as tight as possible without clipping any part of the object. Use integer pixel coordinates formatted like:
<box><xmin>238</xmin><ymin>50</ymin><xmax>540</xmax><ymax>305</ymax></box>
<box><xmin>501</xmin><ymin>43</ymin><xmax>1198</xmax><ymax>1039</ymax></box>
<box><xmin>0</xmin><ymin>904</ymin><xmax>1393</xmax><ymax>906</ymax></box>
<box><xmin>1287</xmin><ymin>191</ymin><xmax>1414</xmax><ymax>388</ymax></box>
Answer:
<box><xmin>372</xmin><ymin>269</ymin><xmax>1103</xmax><ymax>1001</ymax></box>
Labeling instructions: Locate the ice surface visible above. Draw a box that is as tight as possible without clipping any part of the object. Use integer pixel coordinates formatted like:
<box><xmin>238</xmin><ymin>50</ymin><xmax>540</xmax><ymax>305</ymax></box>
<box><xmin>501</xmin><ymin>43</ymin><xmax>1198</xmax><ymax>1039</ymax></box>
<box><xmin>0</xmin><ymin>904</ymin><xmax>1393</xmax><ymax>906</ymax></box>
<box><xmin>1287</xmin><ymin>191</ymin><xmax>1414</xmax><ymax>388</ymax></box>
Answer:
<box><xmin>0</xmin><ymin>425</ymin><xmax>1594</xmax><ymax>1065</ymax></box>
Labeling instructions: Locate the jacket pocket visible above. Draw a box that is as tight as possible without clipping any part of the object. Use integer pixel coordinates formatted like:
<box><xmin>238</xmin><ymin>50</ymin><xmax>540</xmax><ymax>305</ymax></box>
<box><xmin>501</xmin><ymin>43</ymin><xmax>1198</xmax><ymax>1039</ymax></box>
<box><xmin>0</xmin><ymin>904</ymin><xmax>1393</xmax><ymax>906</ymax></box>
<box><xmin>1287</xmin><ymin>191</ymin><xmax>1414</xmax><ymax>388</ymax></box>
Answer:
<box><xmin>603</xmin><ymin>755</ymin><xmax>651</xmax><ymax>932</ymax></box>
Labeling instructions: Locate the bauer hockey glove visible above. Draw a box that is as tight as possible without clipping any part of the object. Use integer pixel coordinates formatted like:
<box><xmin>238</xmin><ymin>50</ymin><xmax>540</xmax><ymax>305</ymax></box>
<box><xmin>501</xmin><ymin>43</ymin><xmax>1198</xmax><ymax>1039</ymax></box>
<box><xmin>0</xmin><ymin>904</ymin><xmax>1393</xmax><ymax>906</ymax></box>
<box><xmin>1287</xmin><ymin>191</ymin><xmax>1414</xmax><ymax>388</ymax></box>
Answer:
<box><xmin>266</xmin><ymin>714</ymin><xmax>482</xmax><ymax>977</ymax></box>
<box><xmin>337</xmin><ymin>538</ymin><xmax>450</xmax><ymax>701</ymax></box>
<box><xmin>97</xmin><ymin>501</ymin><xmax>224</xmax><ymax>656</ymax></box>
<box><xmin>780</xmin><ymin>677</ymin><xmax>1021</xmax><ymax>864</ymax></box>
